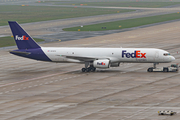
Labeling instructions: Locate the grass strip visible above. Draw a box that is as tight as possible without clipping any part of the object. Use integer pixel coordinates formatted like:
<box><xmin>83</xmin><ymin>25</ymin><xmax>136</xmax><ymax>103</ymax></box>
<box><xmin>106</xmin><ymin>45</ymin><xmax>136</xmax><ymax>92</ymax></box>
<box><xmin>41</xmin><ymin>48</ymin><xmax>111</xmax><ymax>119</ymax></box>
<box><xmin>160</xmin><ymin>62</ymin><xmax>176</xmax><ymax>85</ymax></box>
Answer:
<box><xmin>41</xmin><ymin>1</ymin><xmax>180</xmax><ymax>8</ymax></box>
<box><xmin>0</xmin><ymin>5</ymin><xmax>133</xmax><ymax>26</ymax></box>
<box><xmin>0</xmin><ymin>36</ymin><xmax>44</xmax><ymax>47</ymax></box>
<box><xmin>63</xmin><ymin>13</ymin><xmax>180</xmax><ymax>31</ymax></box>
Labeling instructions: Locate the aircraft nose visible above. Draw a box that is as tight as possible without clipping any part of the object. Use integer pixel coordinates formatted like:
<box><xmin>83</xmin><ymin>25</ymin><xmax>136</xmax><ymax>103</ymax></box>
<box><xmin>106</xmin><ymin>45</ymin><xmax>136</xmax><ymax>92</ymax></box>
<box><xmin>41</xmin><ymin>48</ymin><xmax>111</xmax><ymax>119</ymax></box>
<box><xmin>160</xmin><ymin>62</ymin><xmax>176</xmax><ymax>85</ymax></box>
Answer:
<box><xmin>171</xmin><ymin>56</ymin><xmax>175</xmax><ymax>61</ymax></box>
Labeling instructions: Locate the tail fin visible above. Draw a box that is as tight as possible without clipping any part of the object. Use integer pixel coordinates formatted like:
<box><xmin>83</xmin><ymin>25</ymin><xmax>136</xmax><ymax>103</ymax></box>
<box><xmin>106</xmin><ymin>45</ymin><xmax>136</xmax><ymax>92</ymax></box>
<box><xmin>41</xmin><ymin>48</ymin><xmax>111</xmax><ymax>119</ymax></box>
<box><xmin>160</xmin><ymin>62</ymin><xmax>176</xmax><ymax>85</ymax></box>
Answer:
<box><xmin>8</xmin><ymin>21</ymin><xmax>40</xmax><ymax>49</ymax></box>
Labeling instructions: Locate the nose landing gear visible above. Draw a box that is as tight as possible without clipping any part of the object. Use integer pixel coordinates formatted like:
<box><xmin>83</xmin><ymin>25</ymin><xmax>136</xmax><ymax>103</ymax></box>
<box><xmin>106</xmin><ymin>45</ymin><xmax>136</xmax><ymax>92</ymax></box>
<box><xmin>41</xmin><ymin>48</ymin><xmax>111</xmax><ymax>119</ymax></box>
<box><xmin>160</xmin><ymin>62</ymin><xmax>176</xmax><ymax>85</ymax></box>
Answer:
<box><xmin>147</xmin><ymin>63</ymin><xmax>178</xmax><ymax>72</ymax></box>
<box><xmin>147</xmin><ymin>63</ymin><xmax>159</xmax><ymax>72</ymax></box>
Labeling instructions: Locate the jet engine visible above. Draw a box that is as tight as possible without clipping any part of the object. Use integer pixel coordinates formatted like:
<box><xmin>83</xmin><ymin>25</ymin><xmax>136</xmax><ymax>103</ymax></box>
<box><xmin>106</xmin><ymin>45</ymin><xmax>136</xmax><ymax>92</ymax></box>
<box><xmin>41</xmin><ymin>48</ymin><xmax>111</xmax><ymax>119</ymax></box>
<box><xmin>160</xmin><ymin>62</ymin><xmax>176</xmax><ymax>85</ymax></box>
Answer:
<box><xmin>93</xmin><ymin>59</ymin><xmax>110</xmax><ymax>68</ymax></box>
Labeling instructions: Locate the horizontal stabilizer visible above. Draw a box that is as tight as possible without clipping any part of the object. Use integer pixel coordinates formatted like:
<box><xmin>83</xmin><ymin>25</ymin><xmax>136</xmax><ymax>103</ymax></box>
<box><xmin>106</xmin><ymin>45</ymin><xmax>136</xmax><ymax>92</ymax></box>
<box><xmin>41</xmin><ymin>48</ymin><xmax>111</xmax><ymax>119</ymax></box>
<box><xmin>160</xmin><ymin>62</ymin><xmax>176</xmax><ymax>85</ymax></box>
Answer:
<box><xmin>9</xmin><ymin>51</ymin><xmax>31</xmax><ymax>55</ymax></box>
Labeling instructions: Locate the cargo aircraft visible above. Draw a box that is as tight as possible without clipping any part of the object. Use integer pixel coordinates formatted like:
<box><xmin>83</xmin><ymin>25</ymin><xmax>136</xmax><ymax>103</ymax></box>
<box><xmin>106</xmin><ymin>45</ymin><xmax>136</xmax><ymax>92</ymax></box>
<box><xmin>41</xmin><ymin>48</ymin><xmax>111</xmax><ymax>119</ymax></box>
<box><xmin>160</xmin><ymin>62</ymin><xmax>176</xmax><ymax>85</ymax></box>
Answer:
<box><xmin>8</xmin><ymin>21</ymin><xmax>175</xmax><ymax>72</ymax></box>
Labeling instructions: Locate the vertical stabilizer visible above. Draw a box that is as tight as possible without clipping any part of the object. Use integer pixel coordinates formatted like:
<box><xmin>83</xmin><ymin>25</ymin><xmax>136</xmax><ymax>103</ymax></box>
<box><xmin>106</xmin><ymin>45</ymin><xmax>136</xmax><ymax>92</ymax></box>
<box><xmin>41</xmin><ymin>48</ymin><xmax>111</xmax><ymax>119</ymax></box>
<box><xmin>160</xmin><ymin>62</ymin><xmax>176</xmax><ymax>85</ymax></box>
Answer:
<box><xmin>8</xmin><ymin>21</ymin><xmax>40</xmax><ymax>49</ymax></box>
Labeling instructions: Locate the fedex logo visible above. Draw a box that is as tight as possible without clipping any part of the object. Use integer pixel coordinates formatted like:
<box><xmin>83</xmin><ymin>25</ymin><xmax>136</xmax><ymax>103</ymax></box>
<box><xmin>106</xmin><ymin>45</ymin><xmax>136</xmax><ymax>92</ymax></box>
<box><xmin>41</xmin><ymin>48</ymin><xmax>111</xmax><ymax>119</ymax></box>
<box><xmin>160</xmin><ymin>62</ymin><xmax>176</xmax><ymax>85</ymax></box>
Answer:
<box><xmin>97</xmin><ymin>62</ymin><xmax>106</xmax><ymax>65</ymax></box>
<box><xmin>122</xmin><ymin>50</ymin><xmax>146</xmax><ymax>58</ymax></box>
<box><xmin>15</xmin><ymin>35</ymin><xmax>29</xmax><ymax>40</ymax></box>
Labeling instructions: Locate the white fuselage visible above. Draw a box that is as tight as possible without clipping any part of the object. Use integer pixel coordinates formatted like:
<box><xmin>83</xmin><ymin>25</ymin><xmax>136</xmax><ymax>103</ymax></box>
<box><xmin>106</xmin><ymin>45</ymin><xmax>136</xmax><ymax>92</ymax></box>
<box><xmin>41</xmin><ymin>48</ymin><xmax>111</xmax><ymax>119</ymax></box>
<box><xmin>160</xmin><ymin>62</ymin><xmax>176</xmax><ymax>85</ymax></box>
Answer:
<box><xmin>8</xmin><ymin>21</ymin><xmax>176</xmax><ymax>72</ymax></box>
<box><xmin>41</xmin><ymin>47</ymin><xmax>175</xmax><ymax>63</ymax></box>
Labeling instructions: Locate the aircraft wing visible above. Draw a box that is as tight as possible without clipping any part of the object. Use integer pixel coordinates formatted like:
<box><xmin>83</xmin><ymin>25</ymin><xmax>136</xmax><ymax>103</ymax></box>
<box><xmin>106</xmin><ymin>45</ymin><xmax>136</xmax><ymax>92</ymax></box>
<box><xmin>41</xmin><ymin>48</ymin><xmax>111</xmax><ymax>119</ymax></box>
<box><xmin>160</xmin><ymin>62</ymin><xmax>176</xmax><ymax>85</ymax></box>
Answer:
<box><xmin>57</xmin><ymin>55</ymin><xmax>119</xmax><ymax>63</ymax></box>
<box><xmin>59</xmin><ymin>55</ymin><xmax>97</xmax><ymax>62</ymax></box>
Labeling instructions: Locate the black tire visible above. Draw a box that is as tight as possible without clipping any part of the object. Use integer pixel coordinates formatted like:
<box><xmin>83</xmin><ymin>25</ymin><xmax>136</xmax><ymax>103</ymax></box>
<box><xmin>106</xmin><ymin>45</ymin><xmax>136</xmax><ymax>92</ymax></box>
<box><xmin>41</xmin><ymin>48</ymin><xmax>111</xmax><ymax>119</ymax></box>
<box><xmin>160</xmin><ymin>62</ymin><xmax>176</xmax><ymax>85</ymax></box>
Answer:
<box><xmin>91</xmin><ymin>67</ymin><xmax>96</xmax><ymax>72</ymax></box>
<box><xmin>82</xmin><ymin>68</ymin><xmax>86</xmax><ymax>72</ymax></box>
<box><xmin>170</xmin><ymin>113</ymin><xmax>173</xmax><ymax>116</ymax></box>
<box><xmin>163</xmin><ymin>68</ymin><xmax>168</xmax><ymax>72</ymax></box>
<box><xmin>86</xmin><ymin>68</ymin><xmax>90</xmax><ymax>72</ymax></box>
<box><xmin>147</xmin><ymin>68</ymin><xmax>153</xmax><ymax>72</ymax></box>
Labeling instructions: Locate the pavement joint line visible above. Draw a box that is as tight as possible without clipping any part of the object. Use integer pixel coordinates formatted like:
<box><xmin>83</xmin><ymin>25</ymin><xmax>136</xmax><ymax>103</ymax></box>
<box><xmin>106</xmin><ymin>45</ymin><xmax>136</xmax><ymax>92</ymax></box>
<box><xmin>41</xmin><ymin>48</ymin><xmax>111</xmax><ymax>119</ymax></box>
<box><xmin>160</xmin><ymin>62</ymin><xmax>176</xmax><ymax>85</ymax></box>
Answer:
<box><xmin>77</xmin><ymin>106</ymin><xmax>110</xmax><ymax>119</ymax></box>
<box><xmin>121</xmin><ymin>72</ymin><xmax>126</xmax><ymax>74</ymax></box>
<box><xmin>124</xmin><ymin>107</ymin><xmax>150</xmax><ymax>119</ymax></box>
<box><xmin>81</xmin><ymin>66</ymin><xmax>179</xmax><ymax>106</ymax></box>
<box><xmin>0</xmin><ymin>70</ymin><xmax>78</xmax><ymax>88</ymax></box>
<box><xmin>112</xmin><ymin>106</ymin><xmax>180</xmax><ymax>109</ymax></box>
<box><xmin>0</xmin><ymin>72</ymin><xmax>94</xmax><ymax>95</ymax></box>
<box><xmin>120</xmin><ymin>74</ymin><xmax>180</xmax><ymax>107</ymax></box>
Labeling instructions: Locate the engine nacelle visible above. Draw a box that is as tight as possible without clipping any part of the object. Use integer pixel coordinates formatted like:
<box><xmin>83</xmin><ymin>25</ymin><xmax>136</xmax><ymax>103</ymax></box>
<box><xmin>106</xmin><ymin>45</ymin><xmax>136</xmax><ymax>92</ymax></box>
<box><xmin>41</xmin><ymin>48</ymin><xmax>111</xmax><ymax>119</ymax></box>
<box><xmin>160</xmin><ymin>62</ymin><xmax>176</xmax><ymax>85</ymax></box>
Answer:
<box><xmin>93</xmin><ymin>59</ymin><xmax>110</xmax><ymax>68</ymax></box>
<box><xmin>110</xmin><ymin>62</ymin><xmax>120</xmax><ymax>67</ymax></box>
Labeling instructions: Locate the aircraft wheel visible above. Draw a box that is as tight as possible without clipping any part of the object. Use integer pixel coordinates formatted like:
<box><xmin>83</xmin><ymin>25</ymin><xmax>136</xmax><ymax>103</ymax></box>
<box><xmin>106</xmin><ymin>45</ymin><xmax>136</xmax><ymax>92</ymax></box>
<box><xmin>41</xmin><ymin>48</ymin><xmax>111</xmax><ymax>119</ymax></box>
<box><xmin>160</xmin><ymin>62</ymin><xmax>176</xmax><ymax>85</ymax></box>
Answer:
<box><xmin>147</xmin><ymin>68</ymin><xmax>153</xmax><ymax>72</ymax></box>
<box><xmin>91</xmin><ymin>67</ymin><xmax>96</xmax><ymax>72</ymax></box>
<box><xmin>163</xmin><ymin>68</ymin><xmax>168</xmax><ymax>72</ymax></box>
<box><xmin>86</xmin><ymin>68</ymin><xmax>90</xmax><ymax>72</ymax></box>
<box><xmin>82</xmin><ymin>68</ymin><xmax>86</xmax><ymax>72</ymax></box>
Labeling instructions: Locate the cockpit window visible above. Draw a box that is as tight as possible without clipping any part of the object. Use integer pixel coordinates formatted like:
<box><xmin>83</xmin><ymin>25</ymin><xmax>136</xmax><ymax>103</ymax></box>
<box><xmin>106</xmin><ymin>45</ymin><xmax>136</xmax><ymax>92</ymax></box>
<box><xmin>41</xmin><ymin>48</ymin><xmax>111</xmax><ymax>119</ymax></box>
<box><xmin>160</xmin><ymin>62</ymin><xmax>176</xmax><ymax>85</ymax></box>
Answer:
<box><xmin>163</xmin><ymin>53</ymin><xmax>170</xmax><ymax>56</ymax></box>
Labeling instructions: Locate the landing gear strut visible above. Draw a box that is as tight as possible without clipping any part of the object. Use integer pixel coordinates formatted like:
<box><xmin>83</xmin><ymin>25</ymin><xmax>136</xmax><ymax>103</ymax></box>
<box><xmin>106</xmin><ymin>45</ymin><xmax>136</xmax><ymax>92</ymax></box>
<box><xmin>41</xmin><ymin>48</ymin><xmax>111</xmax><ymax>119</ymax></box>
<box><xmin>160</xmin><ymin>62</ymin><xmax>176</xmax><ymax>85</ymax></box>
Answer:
<box><xmin>81</xmin><ymin>62</ymin><xmax>96</xmax><ymax>72</ymax></box>
<box><xmin>147</xmin><ymin>63</ymin><xmax>159</xmax><ymax>72</ymax></box>
<box><xmin>153</xmin><ymin>63</ymin><xmax>158</xmax><ymax>68</ymax></box>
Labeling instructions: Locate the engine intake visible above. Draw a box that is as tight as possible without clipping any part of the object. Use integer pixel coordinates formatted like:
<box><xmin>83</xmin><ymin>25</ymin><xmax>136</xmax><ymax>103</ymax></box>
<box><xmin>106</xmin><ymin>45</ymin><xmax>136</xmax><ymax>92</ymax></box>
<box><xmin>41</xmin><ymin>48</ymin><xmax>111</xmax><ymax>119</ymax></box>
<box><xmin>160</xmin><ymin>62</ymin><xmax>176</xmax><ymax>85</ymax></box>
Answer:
<box><xmin>93</xmin><ymin>59</ymin><xmax>110</xmax><ymax>68</ymax></box>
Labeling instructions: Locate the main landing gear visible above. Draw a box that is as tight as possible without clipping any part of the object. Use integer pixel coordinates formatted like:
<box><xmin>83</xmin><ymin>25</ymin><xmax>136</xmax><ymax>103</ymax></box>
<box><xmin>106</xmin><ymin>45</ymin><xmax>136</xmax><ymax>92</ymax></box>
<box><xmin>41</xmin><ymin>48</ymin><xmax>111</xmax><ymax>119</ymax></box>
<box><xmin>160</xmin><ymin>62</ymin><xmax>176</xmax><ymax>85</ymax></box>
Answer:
<box><xmin>82</xmin><ymin>62</ymin><xmax>96</xmax><ymax>72</ymax></box>
<box><xmin>82</xmin><ymin>67</ymin><xmax>96</xmax><ymax>72</ymax></box>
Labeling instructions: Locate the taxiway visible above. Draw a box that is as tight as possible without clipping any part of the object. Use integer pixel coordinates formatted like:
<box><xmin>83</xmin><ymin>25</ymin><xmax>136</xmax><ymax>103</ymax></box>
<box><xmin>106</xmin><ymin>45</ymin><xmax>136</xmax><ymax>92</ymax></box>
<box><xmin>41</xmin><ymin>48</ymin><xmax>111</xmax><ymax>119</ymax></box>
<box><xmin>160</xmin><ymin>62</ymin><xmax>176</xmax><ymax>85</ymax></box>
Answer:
<box><xmin>1</xmin><ymin>20</ymin><xmax>180</xmax><ymax>119</ymax></box>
